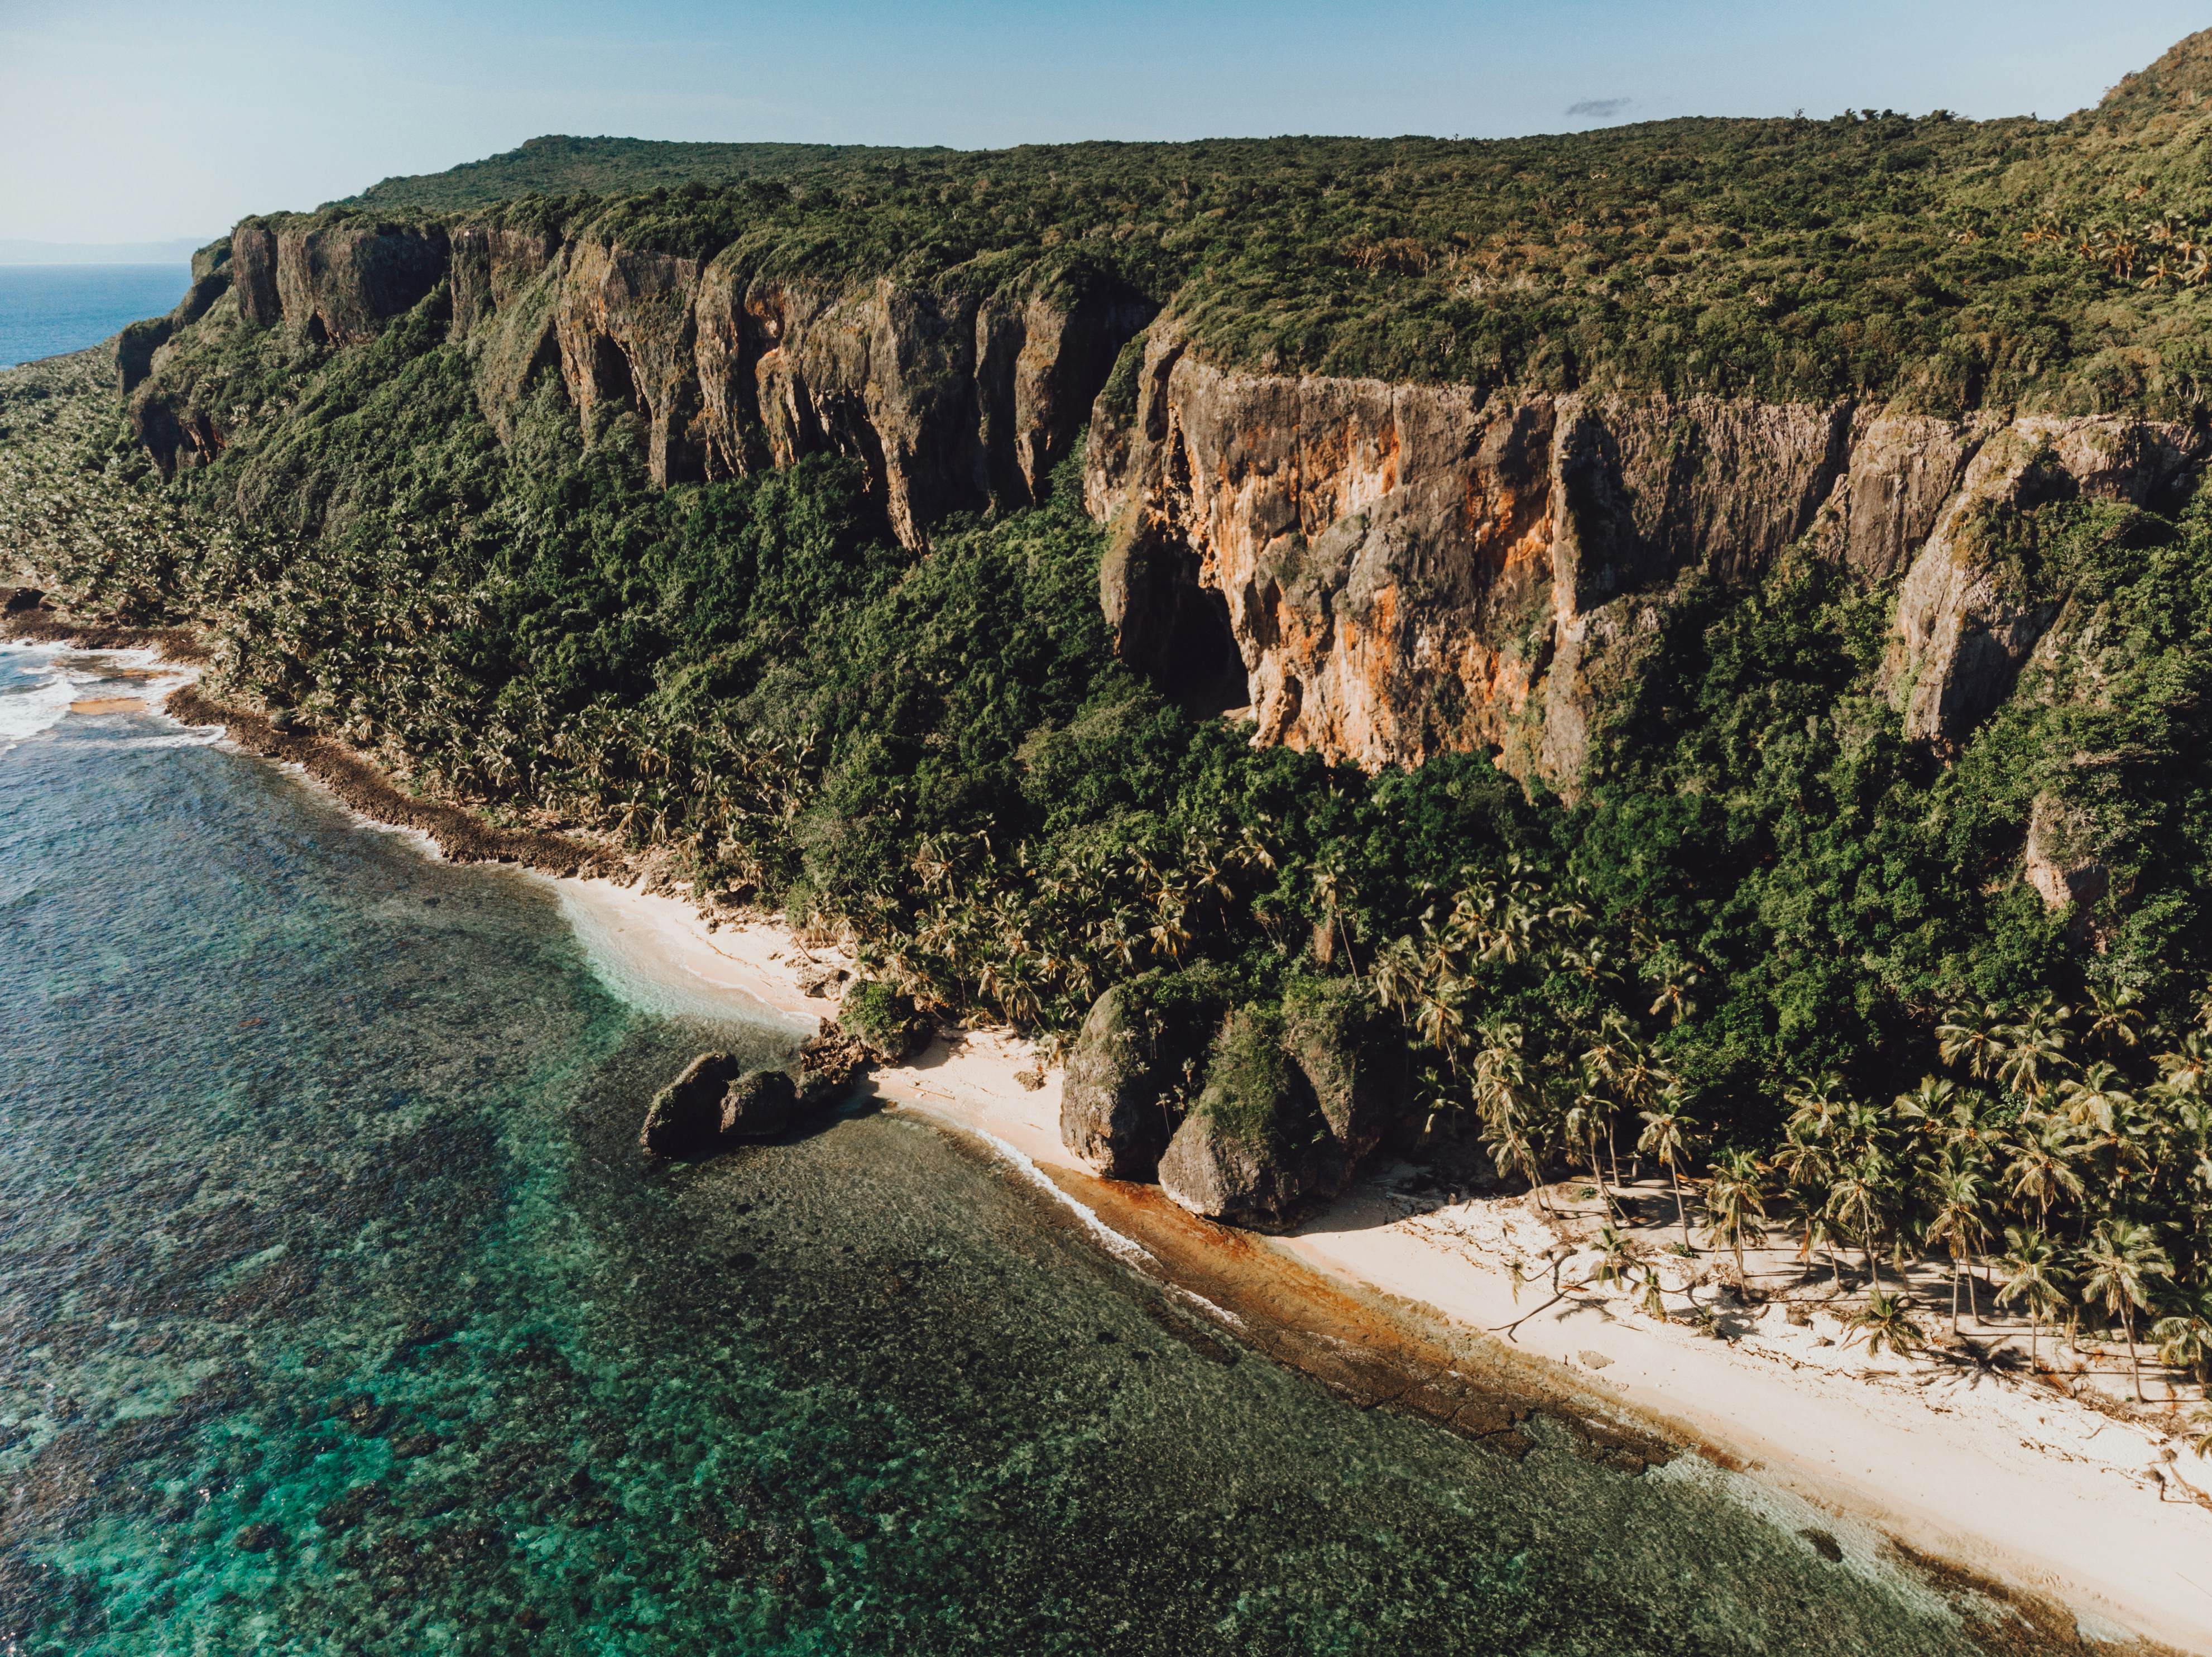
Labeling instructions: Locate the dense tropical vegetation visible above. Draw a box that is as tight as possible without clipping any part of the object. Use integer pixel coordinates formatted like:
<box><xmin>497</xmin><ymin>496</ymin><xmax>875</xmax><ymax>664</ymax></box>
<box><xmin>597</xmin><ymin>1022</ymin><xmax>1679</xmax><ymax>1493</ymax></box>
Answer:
<box><xmin>313</xmin><ymin>30</ymin><xmax>2212</xmax><ymax>413</ymax></box>
<box><xmin>9</xmin><ymin>31</ymin><xmax>2212</xmax><ymax>1415</ymax></box>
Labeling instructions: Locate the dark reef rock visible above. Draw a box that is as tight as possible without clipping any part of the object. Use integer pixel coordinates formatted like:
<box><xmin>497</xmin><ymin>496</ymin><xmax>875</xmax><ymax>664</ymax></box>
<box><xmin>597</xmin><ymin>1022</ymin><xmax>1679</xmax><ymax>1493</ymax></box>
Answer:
<box><xmin>641</xmin><ymin>1052</ymin><xmax>836</xmax><ymax>1153</ymax></box>
<box><xmin>719</xmin><ymin>1067</ymin><xmax>798</xmax><ymax>1141</ymax></box>
<box><xmin>639</xmin><ymin>1051</ymin><xmax>734</xmax><ymax>1156</ymax></box>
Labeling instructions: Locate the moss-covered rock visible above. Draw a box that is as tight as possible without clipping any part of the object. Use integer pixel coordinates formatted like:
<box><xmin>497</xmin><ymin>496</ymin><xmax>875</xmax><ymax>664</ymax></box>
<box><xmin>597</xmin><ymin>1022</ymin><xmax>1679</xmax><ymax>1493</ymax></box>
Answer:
<box><xmin>837</xmin><ymin>980</ymin><xmax>926</xmax><ymax>1062</ymax></box>
<box><xmin>1281</xmin><ymin>974</ymin><xmax>1406</xmax><ymax>1161</ymax></box>
<box><xmin>1059</xmin><ymin>968</ymin><xmax>1231</xmax><ymax>1179</ymax></box>
<box><xmin>1157</xmin><ymin>1007</ymin><xmax>1338</xmax><ymax>1228</ymax></box>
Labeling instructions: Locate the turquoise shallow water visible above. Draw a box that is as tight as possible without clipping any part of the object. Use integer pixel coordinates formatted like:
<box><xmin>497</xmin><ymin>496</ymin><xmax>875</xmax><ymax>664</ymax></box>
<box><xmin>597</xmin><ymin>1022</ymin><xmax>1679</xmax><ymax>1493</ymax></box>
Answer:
<box><xmin>0</xmin><ymin>646</ymin><xmax>1999</xmax><ymax>1655</ymax></box>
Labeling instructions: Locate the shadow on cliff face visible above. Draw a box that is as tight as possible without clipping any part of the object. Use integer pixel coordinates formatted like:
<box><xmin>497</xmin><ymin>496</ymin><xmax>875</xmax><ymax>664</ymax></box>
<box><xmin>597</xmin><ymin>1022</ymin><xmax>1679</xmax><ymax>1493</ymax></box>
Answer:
<box><xmin>1102</xmin><ymin>524</ymin><xmax>1250</xmax><ymax>717</ymax></box>
<box><xmin>1158</xmin><ymin>581</ymin><xmax>1248</xmax><ymax>717</ymax></box>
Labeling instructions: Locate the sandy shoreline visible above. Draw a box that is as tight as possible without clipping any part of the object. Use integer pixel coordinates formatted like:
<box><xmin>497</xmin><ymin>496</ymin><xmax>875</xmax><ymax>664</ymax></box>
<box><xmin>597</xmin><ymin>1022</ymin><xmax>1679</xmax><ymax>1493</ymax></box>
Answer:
<box><xmin>7</xmin><ymin>632</ymin><xmax>2208</xmax><ymax>1650</ymax></box>
<box><xmin>555</xmin><ymin>873</ymin><xmax>2212</xmax><ymax>1655</ymax></box>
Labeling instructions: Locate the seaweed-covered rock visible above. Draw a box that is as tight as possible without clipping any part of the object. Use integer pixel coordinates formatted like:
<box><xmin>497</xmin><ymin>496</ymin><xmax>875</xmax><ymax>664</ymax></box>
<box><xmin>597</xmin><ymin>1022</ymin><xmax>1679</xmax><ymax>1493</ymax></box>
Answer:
<box><xmin>838</xmin><ymin>981</ymin><xmax>927</xmax><ymax>1062</ymax></box>
<box><xmin>1282</xmin><ymin>975</ymin><xmax>1407</xmax><ymax>1163</ymax></box>
<box><xmin>639</xmin><ymin>1051</ymin><xmax>734</xmax><ymax>1156</ymax></box>
<box><xmin>720</xmin><ymin>1068</ymin><xmax>799</xmax><ymax>1140</ymax></box>
<box><xmin>1157</xmin><ymin>1007</ymin><xmax>1336</xmax><ymax>1228</ymax></box>
<box><xmin>1060</xmin><ymin>969</ymin><xmax>1232</xmax><ymax>1179</ymax></box>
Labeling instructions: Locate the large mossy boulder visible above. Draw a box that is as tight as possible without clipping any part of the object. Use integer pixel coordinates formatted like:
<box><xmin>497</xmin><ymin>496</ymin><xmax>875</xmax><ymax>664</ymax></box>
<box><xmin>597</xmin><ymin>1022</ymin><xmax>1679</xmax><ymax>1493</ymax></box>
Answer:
<box><xmin>1061</xmin><ymin>968</ymin><xmax>1231</xmax><ymax>1179</ymax></box>
<box><xmin>1281</xmin><ymin>975</ymin><xmax>1407</xmax><ymax>1162</ymax></box>
<box><xmin>1157</xmin><ymin>1007</ymin><xmax>1340</xmax><ymax>1229</ymax></box>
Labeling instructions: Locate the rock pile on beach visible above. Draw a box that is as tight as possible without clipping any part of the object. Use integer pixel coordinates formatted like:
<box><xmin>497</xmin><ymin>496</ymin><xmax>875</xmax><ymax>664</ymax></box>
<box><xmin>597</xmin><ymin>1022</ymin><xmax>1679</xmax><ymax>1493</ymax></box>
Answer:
<box><xmin>1061</xmin><ymin>973</ymin><xmax>1405</xmax><ymax>1229</ymax></box>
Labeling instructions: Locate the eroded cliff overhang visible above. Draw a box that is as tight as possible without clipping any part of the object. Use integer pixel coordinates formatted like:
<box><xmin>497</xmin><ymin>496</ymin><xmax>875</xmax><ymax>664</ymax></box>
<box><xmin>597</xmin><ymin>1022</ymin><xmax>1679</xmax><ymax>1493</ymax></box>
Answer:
<box><xmin>1084</xmin><ymin>322</ymin><xmax>2209</xmax><ymax>790</ymax></box>
<box><xmin>153</xmin><ymin>213</ymin><xmax>1158</xmax><ymax>552</ymax></box>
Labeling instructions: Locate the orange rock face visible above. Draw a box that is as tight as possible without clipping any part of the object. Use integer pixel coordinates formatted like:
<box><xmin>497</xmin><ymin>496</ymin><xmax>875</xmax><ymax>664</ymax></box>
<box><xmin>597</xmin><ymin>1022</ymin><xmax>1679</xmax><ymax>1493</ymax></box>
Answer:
<box><xmin>1085</xmin><ymin>323</ymin><xmax>2209</xmax><ymax>790</ymax></box>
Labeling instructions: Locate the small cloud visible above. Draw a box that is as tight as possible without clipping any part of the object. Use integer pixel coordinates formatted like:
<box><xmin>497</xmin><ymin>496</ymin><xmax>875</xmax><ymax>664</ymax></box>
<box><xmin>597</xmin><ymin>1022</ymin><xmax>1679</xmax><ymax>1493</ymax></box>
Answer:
<box><xmin>1565</xmin><ymin>97</ymin><xmax>1632</xmax><ymax>120</ymax></box>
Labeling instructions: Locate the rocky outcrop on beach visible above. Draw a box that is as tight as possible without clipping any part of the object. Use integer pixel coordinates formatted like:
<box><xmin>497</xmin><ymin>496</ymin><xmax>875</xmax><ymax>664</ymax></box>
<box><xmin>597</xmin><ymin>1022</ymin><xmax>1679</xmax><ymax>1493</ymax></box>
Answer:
<box><xmin>1155</xmin><ymin>1007</ymin><xmax>1343</xmax><ymax>1229</ymax></box>
<box><xmin>1063</xmin><ymin>976</ymin><xmax>1404</xmax><ymax>1227</ymax></box>
<box><xmin>835</xmin><ymin>982</ymin><xmax>929</xmax><ymax>1064</ymax></box>
<box><xmin>1059</xmin><ymin>971</ymin><xmax>1231</xmax><ymax>1180</ymax></box>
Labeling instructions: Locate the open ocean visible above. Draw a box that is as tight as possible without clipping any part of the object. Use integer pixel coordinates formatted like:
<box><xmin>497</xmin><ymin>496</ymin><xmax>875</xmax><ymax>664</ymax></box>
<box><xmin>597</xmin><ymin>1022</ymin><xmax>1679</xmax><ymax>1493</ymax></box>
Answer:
<box><xmin>0</xmin><ymin>267</ymin><xmax>190</xmax><ymax>371</ymax></box>
<box><xmin>0</xmin><ymin>644</ymin><xmax>1997</xmax><ymax>1655</ymax></box>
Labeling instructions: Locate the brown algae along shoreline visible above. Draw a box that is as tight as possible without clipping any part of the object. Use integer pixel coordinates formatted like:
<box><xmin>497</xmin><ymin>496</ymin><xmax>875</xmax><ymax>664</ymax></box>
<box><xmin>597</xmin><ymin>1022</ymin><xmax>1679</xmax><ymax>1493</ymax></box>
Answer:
<box><xmin>0</xmin><ymin>608</ymin><xmax>2202</xmax><ymax>1653</ymax></box>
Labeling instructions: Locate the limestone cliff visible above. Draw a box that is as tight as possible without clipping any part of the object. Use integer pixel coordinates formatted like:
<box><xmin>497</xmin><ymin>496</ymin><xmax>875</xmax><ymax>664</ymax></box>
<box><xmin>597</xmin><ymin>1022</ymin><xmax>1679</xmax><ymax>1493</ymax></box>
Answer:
<box><xmin>136</xmin><ymin>213</ymin><xmax>1153</xmax><ymax>548</ymax></box>
<box><xmin>126</xmin><ymin>212</ymin><xmax>2211</xmax><ymax>797</ymax></box>
<box><xmin>1083</xmin><ymin>321</ymin><xmax>2209</xmax><ymax>790</ymax></box>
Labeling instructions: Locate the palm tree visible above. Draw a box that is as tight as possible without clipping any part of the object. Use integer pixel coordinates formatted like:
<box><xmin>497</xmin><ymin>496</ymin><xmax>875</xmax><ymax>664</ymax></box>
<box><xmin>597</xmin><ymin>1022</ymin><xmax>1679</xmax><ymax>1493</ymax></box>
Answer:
<box><xmin>1847</xmin><ymin>1289</ymin><xmax>1926</xmax><ymax>1359</ymax></box>
<box><xmin>1588</xmin><ymin>1223</ymin><xmax>1635</xmax><ymax>1292</ymax></box>
<box><xmin>1783</xmin><ymin>1185</ymin><xmax>1846</xmax><ymax>1296</ymax></box>
<box><xmin>1996</xmin><ymin>1226</ymin><xmax>2067</xmax><ymax>1366</ymax></box>
<box><xmin>1924</xmin><ymin>1158</ymin><xmax>1993</xmax><ymax>1335</ymax></box>
<box><xmin>1637</xmin><ymin>1102</ymin><xmax>1696</xmax><ymax>1249</ymax></box>
<box><xmin>1936</xmin><ymin>1002</ymin><xmax>2007</xmax><ymax>1080</ymax></box>
<box><xmin>2151</xmin><ymin>1286</ymin><xmax>2212</xmax><ymax>1388</ymax></box>
<box><xmin>1995</xmin><ymin>997</ymin><xmax>2073</xmax><ymax>1102</ymax></box>
<box><xmin>2059</xmin><ymin>1062</ymin><xmax>2135</xmax><ymax>1136</ymax></box>
<box><xmin>2003</xmin><ymin>1119</ymin><xmax>2084</xmax><ymax>1232</ymax></box>
<box><xmin>1825</xmin><ymin>1150</ymin><xmax>1894</xmax><ymax>1298</ymax></box>
<box><xmin>2083</xmin><ymin>985</ymin><xmax>2146</xmax><ymax>1057</ymax></box>
<box><xmin>2078</xmin><ymin>1218</ymin><xmax>2174</xmax><ymax>1402</ymax></box>
<box><xmin>1702</xmin><ymin>1148</ymin><xmax>1769</xmax><ymax>1284</ymax></box>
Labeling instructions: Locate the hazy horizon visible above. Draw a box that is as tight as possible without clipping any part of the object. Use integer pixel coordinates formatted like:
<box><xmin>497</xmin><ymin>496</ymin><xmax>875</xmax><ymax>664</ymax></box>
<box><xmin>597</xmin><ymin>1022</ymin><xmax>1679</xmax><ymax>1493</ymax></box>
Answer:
<box><xmin>3</xmin><ymin>0</ymin><xmax>2207</xmax><ymax>246</ymax></box>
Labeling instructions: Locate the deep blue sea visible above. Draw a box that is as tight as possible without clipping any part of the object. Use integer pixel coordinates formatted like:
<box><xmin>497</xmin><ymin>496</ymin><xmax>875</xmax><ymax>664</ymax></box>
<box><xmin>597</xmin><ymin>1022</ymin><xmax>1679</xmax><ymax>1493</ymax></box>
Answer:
<box><xmin>0</xmin><ymin>644</ymin><xmax>1999</xmax><ymax>1654</ymax></box>
<box><xmin>0</xmin><ymin>267</ymin><xmax>190</xmax><ymax>371</ymax></box>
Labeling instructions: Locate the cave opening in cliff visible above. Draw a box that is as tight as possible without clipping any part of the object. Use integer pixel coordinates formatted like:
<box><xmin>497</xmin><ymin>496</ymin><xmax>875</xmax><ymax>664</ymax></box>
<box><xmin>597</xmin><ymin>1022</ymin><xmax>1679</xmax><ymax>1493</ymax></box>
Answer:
<box><xmin>1157</xmin><ymin>581</ymin><xmax>1249</xmax><ymax>719</ymax></box>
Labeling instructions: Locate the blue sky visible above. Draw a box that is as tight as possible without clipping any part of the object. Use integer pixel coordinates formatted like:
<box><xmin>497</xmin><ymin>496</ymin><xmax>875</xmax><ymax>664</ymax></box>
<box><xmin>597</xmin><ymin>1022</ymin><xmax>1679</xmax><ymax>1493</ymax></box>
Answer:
<box><xmin>2</xmin><ymin>0</ymin><xmax>2205</xmax><ymax>245</ymax></box>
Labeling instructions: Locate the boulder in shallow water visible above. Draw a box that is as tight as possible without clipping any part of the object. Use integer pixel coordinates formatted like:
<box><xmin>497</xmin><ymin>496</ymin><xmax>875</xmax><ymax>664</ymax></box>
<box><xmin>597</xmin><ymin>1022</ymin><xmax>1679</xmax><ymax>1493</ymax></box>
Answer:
<box><xmin>639</xmin><ymin>1051</ymin><xmax>733</xmax><ymax>1156</ymax></box>
<box><xmin>719</xmin><ymin>1067</ymin><xmax>798</xmax><ymax>1140</ymax></box>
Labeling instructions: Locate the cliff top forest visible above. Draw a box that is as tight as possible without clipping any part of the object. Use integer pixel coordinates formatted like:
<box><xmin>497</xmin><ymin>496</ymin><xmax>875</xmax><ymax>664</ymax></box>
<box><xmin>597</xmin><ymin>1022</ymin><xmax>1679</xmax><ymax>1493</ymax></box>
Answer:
<box><xmin>312</xmin><ymin>30</ymin><xmax>2212</xmax><ymax>416</ymax></box>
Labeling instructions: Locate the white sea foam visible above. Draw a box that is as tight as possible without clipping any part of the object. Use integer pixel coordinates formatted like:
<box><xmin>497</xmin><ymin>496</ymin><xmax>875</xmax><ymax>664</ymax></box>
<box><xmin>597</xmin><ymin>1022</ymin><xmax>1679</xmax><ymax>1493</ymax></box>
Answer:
<box><xmin>0</xmin><ymin>641</ymin><xmax>203</xmax><ymax>748</ymax></box>
<box><xmin>0</xmin><ymin>667</ymin><xmax>76</xmax><ymax>743</ymax></box>
<box><xmin>962</xmin><ymin>1126</ymin><xmax>1159</xmax><ymax>1269</ymax></box>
